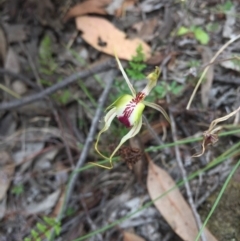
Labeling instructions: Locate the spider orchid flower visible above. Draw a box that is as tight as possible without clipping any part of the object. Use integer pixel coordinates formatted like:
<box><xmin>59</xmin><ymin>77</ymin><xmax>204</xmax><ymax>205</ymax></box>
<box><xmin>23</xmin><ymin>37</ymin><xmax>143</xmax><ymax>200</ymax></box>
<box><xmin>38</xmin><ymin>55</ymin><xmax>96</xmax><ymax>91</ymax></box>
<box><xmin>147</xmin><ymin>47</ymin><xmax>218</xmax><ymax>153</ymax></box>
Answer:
<box><xmin>90</xmin><ymin>56</ymin><xmax>170</xmax><ymax>169</ymax></box>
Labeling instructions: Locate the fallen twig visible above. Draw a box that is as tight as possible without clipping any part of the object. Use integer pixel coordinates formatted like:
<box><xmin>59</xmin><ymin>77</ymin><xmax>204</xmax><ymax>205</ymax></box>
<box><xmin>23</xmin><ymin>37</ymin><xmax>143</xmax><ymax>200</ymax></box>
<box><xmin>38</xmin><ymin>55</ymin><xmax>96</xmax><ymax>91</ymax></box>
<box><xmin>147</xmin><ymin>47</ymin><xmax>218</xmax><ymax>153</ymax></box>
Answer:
<box><xmin>0</xmin><ymin>58</ymin><xmax>115</xmax><ymax>111</ymax></box>
<box><xmin>49</xmin><ymin>70</ymin><xmax>116</xmax><ymax>241</ymax></box>
<box><xmin>167</xmin><ymin>94</ymin><xmax>207</xmax><ymax>241</ymax></box>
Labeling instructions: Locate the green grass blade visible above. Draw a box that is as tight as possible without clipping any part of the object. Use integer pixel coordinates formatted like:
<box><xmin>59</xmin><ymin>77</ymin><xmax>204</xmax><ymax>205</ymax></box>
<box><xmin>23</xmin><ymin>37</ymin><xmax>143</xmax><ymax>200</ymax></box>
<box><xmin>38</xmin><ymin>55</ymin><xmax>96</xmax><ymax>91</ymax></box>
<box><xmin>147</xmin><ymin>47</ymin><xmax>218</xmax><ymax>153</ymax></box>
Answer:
<box><xmin>146</xmin><ymin>128</ymin><xmax>240</xmax><ymax>152</ymax></box>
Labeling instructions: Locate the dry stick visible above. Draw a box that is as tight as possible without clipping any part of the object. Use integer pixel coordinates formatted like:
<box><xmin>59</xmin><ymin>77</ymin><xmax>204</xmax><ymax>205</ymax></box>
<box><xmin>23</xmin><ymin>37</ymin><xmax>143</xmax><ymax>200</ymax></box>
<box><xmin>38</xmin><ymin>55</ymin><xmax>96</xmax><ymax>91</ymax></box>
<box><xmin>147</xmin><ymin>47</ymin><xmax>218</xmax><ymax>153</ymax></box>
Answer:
<box><xmin>167</xmin><ymin>95</ymin><xmax>207</xmax><ymax>241</ymax></box>
<box><xmin>186</xmin><ymin>34</ymin><xmax>240</xmax><ymax>110</ymax></box>
<box><xmin>49</xmin><ymin>72</ymin><xmax>115</xmax><ymax>241</ymax></box>
<box><xmin>0</xmin><ymin>59</ymin><xmax>114</xmax><ymax>111</ymax></box>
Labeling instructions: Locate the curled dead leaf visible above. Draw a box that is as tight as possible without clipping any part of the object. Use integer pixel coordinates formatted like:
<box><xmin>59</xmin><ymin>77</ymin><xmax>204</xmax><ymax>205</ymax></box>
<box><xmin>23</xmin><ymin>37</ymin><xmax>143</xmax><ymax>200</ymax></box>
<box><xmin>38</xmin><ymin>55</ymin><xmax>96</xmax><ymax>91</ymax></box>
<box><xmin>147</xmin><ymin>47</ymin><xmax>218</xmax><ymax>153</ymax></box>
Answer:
<box><xmin>76</xmin><ymin>16</ymin><xmax>151</xmax><ymax>60</ymax></box>
<box><xmin>147</xmin><ymin>156</ymin><xmax>218</xmax><ymax>241</ymax></box>
<box><xmin>193</xmin><ymin>130</ymin><xmax>220</xmax><ymax>158</ymax></box>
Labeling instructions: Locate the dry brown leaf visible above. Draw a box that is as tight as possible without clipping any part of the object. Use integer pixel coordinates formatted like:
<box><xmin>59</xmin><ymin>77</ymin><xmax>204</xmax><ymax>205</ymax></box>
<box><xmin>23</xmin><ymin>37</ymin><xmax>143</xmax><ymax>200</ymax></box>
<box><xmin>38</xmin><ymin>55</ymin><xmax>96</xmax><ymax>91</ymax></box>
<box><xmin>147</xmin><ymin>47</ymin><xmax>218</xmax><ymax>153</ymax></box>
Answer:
<box><xmin>123</xmin><ymin>232</ymin><xmax>146</xmax><ymax>241</ymax></box>
<box><xmin>64</xmin><ymin>0</ymin><xmax>111</xmax><ymax>21</ymax></box>
<box><xmin>197</xmin><ymin>46</ymin><xmax>214</xmax><ymax>108</ymax></box>
<box><xmin>147</xmin><ymin>157</ymin><xmax>218</xmax><ymax>241</ymax></box>
<box><xmin>76</xmin><ymin>16</ymin><xmax>151</xmax><ymax>60</ymax></box>
<box><xmin>0</xmin><ymin>151</ymin><xmax>15</xmax><ymax>201</ymax></box>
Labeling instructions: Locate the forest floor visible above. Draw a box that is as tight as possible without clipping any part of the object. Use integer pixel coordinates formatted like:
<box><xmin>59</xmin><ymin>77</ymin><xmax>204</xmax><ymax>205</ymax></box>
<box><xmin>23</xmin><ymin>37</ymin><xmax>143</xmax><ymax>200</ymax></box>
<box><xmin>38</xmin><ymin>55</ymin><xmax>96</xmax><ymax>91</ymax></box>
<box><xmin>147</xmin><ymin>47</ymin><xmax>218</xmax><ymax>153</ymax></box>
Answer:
<box><xmin>0</xmin><ymin>0</ymin><xmax>240</xmax><ymax>241</ymax></box>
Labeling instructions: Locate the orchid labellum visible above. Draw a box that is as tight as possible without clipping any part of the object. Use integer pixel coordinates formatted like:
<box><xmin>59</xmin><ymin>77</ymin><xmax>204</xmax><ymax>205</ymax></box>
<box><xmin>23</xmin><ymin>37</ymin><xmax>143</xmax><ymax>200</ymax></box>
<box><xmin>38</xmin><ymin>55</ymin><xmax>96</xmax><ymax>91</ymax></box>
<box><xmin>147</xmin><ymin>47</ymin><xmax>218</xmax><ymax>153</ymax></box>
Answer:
<box><xmin>90</xmin><ymin>55</ymin><xmax>170</xmax><ymax>169</ymax></box>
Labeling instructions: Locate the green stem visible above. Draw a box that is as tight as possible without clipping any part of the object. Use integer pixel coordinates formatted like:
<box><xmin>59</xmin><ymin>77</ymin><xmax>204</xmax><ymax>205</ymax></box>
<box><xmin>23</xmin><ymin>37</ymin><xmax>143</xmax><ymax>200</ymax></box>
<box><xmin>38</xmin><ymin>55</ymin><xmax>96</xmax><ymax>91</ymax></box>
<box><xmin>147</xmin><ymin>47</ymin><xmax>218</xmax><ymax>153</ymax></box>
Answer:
<box><xmin>146</xmin><ymin>128</ymin><xmax>240</xmax><ymax>152</ymax></box>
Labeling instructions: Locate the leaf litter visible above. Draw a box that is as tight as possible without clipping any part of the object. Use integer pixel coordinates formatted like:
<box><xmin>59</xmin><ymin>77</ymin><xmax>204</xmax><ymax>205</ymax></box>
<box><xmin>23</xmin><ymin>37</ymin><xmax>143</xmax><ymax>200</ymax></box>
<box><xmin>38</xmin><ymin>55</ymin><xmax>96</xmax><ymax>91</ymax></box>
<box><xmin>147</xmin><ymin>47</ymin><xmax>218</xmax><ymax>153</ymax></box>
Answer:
<box><xmin>0</xmin><ymin>151</ymin><xmax>15</xmax><ymax>201</ymax></box>
<box><xmin>147</xmin><ymin>157</ymin><xmax>218</xmax><ymax>241</ymax></box>
<box><xmin>1</xmin><ymin>0</ymin><xmax>240</xmax><ymax>240</ymax></box>
<box><xmin>76</xmin><ymin>16</ymin><xmax>151</xmax><ymax>60</ymax></box>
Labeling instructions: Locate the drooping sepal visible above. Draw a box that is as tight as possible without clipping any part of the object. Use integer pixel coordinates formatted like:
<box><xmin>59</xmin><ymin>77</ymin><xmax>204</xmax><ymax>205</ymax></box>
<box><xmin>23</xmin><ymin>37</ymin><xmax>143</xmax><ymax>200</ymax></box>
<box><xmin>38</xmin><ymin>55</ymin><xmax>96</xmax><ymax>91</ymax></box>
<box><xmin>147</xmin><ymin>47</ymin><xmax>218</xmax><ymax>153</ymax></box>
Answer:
<box><xmin>143</xmin><ymin>101</ymin><xmax>170</xmax><ymax>123</ymax></box>
<box><xmin>94</xmin><ymin>107</ymin><xmax>117</xmax><ymax>160</ymax></box>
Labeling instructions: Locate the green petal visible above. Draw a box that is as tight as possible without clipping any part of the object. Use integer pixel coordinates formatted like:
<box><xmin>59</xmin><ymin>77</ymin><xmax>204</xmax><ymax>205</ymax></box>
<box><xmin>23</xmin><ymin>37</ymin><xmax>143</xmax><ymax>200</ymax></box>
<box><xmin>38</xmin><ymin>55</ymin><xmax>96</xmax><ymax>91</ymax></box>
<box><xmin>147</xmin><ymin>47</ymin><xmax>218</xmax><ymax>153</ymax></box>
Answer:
<box><xmin>115</xmin><ymin>94</ymin><xmax>133</xmax><ymax>107</ymax></box>
<box><xmin>105</xmin><ymin>95</ymin><xmax>126</xmax><ymax>112</ymax></box>
<box><xmin>143</xmin><ymin>101</ymin><xmax>170</xmax><ymax>124</ymax></box>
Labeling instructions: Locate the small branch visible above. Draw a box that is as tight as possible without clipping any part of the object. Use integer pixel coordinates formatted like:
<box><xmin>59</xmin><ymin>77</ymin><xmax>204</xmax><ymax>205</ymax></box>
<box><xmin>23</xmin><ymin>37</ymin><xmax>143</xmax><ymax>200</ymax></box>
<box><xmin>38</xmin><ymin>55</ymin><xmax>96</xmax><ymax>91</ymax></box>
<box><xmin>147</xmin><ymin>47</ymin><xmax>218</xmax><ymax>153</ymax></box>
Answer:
<box><xmin>167</xmin><ymin>94</ymin><xmax>207</xmax><ymax>241</ymax></box>
<box><xmin>49</xmin><ymin>70</ymin><xmax>116</xmax><ymax>241</ymax></box>
<box><xmin>0</xmin><ymin>59</ymin><xmax>115</xmax><ymax>111</ymax></box>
